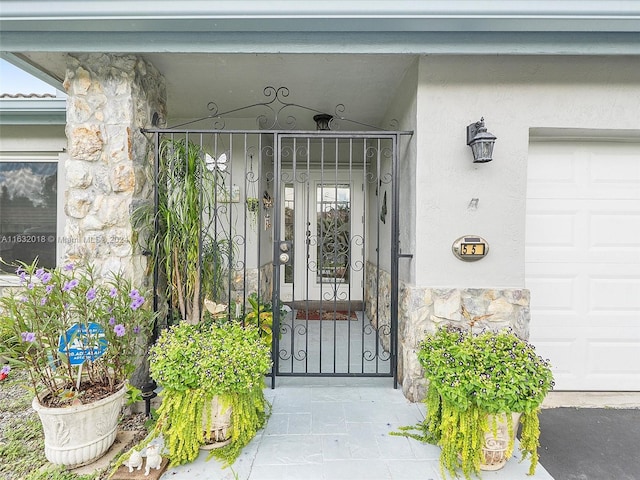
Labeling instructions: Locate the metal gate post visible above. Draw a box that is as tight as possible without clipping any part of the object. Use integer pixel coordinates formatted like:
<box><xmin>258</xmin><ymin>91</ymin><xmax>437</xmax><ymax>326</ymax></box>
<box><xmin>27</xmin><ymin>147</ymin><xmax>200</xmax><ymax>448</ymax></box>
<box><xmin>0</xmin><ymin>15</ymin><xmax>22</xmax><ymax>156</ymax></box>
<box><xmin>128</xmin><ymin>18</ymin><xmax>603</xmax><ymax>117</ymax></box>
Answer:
<box><xmin>390</xmin><ymin>134</ymin><xmax>400</xmax><ymax>389</ymax></box>
<box><xmin>270</xmin><ymin>132</ymin><xmax>282</xmax><ymax>389</ymax></box>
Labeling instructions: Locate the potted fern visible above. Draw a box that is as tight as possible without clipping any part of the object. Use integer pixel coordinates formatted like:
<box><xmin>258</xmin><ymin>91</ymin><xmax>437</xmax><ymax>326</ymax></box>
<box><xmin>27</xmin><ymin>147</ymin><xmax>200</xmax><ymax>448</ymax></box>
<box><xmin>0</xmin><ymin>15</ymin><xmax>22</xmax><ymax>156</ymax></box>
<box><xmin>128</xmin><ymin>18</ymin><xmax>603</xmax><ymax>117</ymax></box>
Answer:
<box><xmin>395</xmin><ymin>315</ymin><xmax>554</xmax><ymax>479</ymax></box>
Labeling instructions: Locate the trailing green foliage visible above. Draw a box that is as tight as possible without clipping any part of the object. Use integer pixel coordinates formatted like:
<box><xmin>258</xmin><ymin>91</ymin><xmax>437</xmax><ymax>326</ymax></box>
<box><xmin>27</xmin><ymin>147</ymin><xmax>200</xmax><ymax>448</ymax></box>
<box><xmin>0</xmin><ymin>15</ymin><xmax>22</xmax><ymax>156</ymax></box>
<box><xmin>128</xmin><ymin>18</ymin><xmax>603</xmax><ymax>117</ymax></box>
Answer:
<box><xmin>155</xmin><ymin>388</ymin><xmax>206</xmax><ymax>465</ymax></box>
<box><xmin>147</xmin><ymin>321</ymin><xmax>272</xmax><ymax>467</ymax></box>
<box><xmin>394</xmin><ymin>324</ymin><xmax>553</xmax><ymax>479</ymax></box>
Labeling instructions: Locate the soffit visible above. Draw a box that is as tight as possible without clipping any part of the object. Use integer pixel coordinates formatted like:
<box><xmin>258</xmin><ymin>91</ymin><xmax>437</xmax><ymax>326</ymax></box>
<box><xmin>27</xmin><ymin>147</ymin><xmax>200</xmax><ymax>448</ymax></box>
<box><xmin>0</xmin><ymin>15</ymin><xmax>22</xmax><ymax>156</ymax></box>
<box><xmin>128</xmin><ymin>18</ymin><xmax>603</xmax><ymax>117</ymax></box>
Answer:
<box><xmin>15</xmin><ymin>53</ymin><xmax>417</xmax><ymax>130</ymax></box>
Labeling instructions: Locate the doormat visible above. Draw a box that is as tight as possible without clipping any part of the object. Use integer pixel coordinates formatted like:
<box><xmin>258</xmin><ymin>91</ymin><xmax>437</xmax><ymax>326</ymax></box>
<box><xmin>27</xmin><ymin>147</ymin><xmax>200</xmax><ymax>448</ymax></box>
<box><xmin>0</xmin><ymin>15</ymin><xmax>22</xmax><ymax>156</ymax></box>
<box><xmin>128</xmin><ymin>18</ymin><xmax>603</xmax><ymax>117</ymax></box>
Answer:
<box><xmin>295</xmin><ymin>309</ymin><xmax>358</xmax><ymax>321</ymax></box>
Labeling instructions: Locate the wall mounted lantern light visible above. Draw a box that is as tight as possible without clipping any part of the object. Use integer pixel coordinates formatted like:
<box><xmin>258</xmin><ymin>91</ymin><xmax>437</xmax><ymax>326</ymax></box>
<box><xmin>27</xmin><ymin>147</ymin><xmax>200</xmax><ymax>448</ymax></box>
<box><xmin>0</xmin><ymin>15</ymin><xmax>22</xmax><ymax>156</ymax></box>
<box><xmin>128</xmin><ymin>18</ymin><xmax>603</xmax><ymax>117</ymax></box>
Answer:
<box><xmin>313</xmin><ymin>113</ymin><xmax>333</xmax><ymax>131</ymax></box>
<box><xmin>466</xmin><ymin>117</ymin><xmax>497</xmax><ymax>163</ymax></box>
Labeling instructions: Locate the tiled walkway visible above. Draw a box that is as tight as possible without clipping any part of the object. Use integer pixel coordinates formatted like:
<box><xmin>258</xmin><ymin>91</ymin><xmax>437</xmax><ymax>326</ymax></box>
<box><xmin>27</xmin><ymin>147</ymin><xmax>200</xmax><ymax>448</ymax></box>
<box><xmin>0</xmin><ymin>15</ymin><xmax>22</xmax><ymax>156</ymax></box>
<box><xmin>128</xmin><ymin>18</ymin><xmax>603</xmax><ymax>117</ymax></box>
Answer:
<box><xmin>159</xmin><ymin>377</ymin><xmax>555</xmax><ymax>480</ymax></box>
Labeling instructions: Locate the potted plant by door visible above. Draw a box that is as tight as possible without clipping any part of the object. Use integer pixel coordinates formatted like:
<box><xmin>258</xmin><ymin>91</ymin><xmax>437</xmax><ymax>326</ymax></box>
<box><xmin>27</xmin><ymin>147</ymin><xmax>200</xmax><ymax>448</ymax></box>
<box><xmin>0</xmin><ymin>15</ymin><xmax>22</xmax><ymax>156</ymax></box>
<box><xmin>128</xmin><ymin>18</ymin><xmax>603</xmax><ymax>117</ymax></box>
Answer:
<box><xmin>0</xmin><ymin>261</ymin><xmax>155</xmax><ymax>467</ymax></box>
<box><xmin>395</xmin><ymin>314</ymin><xmax>554</xmax><ymax>479</ymax></box>
<box><xmin>134</xmin><ymin>137</ymin><xmax>233</xmax><ymax>326</ymax></box>
<box><xmin>146</xmin><ymin>312</ymin><xmax>272</xmax><ymax>467</ymax></box>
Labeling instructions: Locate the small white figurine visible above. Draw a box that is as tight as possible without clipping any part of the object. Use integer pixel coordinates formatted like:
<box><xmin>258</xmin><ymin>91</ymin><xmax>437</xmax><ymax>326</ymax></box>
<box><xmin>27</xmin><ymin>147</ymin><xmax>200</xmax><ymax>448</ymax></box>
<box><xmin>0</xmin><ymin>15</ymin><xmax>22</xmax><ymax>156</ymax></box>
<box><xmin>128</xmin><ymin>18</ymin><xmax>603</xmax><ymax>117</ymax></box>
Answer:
<box><xmin>145</xmin><ymin>444</ymin><xmax>163</xmax><ymax>476</ymax></box>
<box><xmin>123</xmin><ymin>448</ymin><xmax>143</xmax><ymax>473</ymax></box>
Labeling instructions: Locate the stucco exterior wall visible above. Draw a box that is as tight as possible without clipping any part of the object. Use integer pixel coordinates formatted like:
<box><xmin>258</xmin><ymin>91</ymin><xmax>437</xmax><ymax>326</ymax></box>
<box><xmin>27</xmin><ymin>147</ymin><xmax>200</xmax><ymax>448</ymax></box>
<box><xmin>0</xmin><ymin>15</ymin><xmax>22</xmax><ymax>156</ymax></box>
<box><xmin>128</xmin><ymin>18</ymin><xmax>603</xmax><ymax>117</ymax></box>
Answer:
<box><xmin>394</xmin><ymin>55</ymin><xmax>640</xmax><ymax>400</ymax></box>
<box><xmin>0</xmin><ymin>125</ymin><xmax>66</xmax><ymax>152</ymax></box>
<box><xmin>414</xmin><ymin>55</ymin><xmax>640</xmax><ymax>288</ymax></box>
<box><xmin>382</xmin><ymin>59</ymin><xmax>418</xmax><ymax>285</ymax></box>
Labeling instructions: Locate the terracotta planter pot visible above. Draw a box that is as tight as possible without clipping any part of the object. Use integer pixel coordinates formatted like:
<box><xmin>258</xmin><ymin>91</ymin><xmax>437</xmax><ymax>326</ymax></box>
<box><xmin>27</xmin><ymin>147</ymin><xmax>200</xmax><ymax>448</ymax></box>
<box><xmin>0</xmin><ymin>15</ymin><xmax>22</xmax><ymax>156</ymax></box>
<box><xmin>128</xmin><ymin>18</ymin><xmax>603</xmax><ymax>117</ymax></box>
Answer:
<box><xmin>32</xmin><ymin>385</ymin><xmax>126</xmax><ymax>467</ymax></box>
<box><xmin>200</xmin><ymin>395</ymin><xmax>232</xmax><ymax>450</ymax></box>
<box><xmin>480</xmin><ymin>412</ymin><xmax>522</xmax><ymax>471</ymax></box>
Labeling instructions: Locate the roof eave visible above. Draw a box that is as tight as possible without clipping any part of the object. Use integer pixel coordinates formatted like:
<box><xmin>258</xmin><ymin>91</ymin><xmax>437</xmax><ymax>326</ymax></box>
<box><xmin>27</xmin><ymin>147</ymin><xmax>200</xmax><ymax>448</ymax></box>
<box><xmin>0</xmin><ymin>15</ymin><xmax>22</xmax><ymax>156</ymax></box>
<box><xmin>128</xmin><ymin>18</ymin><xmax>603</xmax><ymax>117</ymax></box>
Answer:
<box><xmin>0</xmin><ymin>98</ymin><xmax>67</xmax><ymax>125</ymax></box>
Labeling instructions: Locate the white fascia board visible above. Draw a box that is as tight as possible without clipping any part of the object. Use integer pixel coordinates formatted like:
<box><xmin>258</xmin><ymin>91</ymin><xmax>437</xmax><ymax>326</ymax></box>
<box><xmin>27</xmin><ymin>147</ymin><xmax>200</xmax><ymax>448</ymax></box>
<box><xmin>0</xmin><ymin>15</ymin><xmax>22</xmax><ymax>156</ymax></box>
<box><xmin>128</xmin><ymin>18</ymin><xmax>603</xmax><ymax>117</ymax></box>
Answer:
<box><xmin>2</xmin><ymin>31</ymin><xmax>640</xmax><ymax>56</ymax></box>
<box><xmin>1</xmin><ymin>1</ymin><xmax>640</xmax><ymax>32</ymax></box>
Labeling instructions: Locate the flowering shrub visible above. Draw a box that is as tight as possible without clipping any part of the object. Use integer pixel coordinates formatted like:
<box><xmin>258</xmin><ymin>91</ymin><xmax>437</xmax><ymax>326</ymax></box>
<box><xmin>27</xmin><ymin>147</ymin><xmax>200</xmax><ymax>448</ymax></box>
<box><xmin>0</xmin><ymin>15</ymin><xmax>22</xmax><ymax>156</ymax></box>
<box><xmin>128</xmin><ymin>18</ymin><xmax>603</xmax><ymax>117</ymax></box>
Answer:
<box><xmin>146</xmin><ymin>320</ymin><xmax>272</xmax><ymax>467</ymax></box>
<box><xmin>410</xmin><ymin>325</ymin><xmax>554</xmax><ymax>479</ymax></box>
<box><xmin>149</xmin><ymin>321</ymin><xmax>271</xmax><ymax>396</ymax></box>
<box><xmin>0</xmin><ymin>261</ymin><xmax>156</xmax><ymax>402</ymax></box>
<box><xmin>418</xmin><ymin>326</ymin><xmax>554</xmax><ymax>414</ymax></box>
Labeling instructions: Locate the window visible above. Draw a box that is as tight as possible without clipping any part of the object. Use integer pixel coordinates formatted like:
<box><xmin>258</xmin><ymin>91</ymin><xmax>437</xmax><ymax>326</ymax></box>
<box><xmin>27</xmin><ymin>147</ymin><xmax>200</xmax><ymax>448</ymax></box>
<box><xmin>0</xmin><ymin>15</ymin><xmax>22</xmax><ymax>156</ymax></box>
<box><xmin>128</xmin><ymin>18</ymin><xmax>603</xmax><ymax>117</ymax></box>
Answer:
<box><xmin>0</xmin><ymin>155</ymin><xmax>61</xmax><ymax>275</ymax></box>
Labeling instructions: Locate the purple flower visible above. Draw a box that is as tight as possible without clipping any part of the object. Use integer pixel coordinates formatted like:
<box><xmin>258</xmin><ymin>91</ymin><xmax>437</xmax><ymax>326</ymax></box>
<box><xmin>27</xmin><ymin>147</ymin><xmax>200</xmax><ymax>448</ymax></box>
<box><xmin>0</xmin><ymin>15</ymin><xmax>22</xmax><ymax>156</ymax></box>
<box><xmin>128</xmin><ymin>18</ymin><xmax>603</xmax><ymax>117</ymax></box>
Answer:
<box><xmin>35</xmin><ymin>268</ymin><xmax>45</xmax><ymax>279</ymax></box>
<box><xmin>86</xmin><ymin>288</ymin><xmax>97</xmax><ymax>301</ymax></box>
<box><xmin>64</xmin><ymin>263</ymin><xmax>74</xmax><ymax>271</ymax></box>
<box><xmin>41</xmin><ymin>272</ymin><xmax>52</xmax><ymax>284</ymax></box>
<box><xmin>45</xmin><ymin>284</ymin><xmax>54</xmax><ymax>294</ymax></box>
<box><xmin>63</xmin><ymin>279</ymin><xmax>79</xmax><ymax>292</ymax></box>
<box><xmin>27</xmin><ymin>283</ymin><xmax>34</xmax><ymax>290</ymax></box>
<box><xmin>129</xmin><ymin>289</ymin><xmax>140</xmax><ymax>299</ymax></box>
<box><xmin>21</xmin><ymin>332</ymin><xmax>36</xmax><ymax>342</ymax></box>
<box><xmin>0</xmin><ymin>365</ymin><xmax>10</xmax><ymax>375</ymax></box>
<box><xmin>130</xmin><ymin>296</ymin><xmax>145</xmax><ymax>310</ymax></box>
<box><xmin>16</xmin><ymin>267</ymin><xmax>26</xmax><ymax>282</ymax></box>
<box><xmin>20</xmin><ymin>296</ymin><xmax>28</xmax><ymax>303</ymax></box>
<box><xmin>109</xmin><ymin>287</ymin><xmax>117</xmax><ymax>298</ymax></box>
<box><xmin>109</xmin><ymin>317</ymin><xmax>116</xmax><ymax>326</ymax></box>
<box><xmin>133</xmin><ymin>326</ymin><xmax>140</xmax><ymax>334</ymax></box>
<box><xmin>114</xmin><ymin>324</ymin><xmax>126</xmax><ymax>337</ymax></box>
<box><xmin>40</xmin><ymin>297</ymin><xmax>47</xmax><ymax>306</ymax></box>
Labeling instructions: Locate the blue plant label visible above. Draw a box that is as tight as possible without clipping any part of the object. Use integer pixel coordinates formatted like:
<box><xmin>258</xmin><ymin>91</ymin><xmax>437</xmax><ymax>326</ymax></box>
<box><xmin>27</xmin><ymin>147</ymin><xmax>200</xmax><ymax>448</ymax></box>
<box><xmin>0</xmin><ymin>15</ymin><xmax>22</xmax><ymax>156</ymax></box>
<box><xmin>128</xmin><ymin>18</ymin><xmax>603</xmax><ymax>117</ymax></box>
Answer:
<box><xmin>58</xmin><ymin>322</ymin><xmax>108</xmax><ymax>366</ymax></box>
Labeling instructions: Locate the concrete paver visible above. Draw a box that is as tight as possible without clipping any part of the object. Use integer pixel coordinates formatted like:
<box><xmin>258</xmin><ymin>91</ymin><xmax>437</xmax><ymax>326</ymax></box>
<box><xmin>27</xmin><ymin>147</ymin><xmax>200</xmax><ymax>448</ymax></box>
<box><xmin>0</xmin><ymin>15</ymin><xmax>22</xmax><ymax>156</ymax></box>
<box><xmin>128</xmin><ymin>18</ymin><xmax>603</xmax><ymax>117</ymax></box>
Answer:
<box><xmin>159</xmin><ymin>377</ymin><xmax>555</xmax><ymax>480</ymax></box>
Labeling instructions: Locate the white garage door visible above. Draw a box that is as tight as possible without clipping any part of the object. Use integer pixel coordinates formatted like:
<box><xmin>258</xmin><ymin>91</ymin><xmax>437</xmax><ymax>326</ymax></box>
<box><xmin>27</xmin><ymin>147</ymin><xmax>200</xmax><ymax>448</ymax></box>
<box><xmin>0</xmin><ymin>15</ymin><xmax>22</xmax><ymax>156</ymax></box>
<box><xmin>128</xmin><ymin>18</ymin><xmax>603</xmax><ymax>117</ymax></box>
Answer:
<box><xmin>525</xmin><ymin>140</ymin><xmax>640</xmax><ymax>391</ymax></box>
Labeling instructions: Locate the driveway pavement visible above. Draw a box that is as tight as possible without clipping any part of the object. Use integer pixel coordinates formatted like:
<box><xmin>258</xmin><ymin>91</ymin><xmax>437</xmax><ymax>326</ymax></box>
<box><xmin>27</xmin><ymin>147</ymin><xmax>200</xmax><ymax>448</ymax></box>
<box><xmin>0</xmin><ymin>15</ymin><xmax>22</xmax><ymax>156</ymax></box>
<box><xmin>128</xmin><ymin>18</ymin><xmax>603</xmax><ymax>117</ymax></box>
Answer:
<box><xmin>537</xmin><ymin>407</ymin><xmax>640</xmax><ymax>480</ymax></box>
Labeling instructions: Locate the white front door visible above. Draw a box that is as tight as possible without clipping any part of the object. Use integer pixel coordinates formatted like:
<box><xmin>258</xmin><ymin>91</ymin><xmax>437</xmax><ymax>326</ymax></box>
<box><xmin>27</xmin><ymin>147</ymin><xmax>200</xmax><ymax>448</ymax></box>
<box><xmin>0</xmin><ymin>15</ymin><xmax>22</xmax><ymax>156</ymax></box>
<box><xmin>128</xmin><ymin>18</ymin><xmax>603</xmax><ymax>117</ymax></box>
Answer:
<box><xmin>525</xmin><ymin>140</ymin><xmax>640</xmax><ymax>390</ymax></box>
<box><xmin>279</xmin><ymin>171</ymin><xmax>364</xmax><ymax>302</ymax></box>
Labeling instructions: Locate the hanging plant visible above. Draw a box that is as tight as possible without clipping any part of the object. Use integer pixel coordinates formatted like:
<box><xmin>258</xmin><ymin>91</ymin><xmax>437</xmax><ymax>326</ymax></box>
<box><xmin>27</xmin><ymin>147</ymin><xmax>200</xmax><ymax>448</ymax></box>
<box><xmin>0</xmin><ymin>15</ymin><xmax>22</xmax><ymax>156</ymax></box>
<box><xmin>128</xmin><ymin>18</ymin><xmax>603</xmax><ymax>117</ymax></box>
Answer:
<box><xmin>245</xmin><ymin>197</ymin><xmax>260</xmax><ymax>228</ymax></box>
<box><xmin>246</xmin><ymin>197</ymin><xmax>260</xmax><ymax>213</ymax></box>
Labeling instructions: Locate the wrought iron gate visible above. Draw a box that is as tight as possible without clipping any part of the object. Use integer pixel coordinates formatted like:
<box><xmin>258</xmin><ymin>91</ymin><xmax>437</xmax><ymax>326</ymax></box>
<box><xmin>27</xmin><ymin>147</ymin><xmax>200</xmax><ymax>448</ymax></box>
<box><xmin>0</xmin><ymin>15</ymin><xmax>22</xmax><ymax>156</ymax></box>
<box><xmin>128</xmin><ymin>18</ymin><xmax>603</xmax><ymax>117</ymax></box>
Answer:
<box><xmin>272</xmin><ymin>133</ymin><xmax>398</xmax><ymax>381</ymax></box>
<box><xmin>145</xmin><ymin>88</ymin><xmax>407</xmax><ymax>386</ymax></box>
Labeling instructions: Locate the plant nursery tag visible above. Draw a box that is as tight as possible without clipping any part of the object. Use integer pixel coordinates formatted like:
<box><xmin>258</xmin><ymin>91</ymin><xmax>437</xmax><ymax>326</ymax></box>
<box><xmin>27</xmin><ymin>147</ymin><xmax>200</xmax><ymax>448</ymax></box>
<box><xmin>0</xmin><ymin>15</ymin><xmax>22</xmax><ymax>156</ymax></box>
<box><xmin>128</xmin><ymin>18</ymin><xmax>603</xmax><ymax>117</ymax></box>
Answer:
<box><xmin>58</xmin><ymin>323</ymin><xmax>108</xmax><ymax>365</ymax></box>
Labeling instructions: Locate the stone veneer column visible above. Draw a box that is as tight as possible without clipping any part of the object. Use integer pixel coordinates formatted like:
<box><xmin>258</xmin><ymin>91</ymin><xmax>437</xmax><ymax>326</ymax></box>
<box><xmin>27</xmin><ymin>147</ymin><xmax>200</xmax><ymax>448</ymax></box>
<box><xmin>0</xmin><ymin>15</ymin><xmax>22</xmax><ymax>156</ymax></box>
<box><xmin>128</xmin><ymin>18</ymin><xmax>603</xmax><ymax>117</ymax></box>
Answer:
<box><xmin>63</xmin><ymin>54</ymin><xmax>166</xmax><ymax>286</ymax></box>
<box><xmin>398</xmin><ymin>286</ymin><xmax>531</xmax><ymax>402</ymax></box>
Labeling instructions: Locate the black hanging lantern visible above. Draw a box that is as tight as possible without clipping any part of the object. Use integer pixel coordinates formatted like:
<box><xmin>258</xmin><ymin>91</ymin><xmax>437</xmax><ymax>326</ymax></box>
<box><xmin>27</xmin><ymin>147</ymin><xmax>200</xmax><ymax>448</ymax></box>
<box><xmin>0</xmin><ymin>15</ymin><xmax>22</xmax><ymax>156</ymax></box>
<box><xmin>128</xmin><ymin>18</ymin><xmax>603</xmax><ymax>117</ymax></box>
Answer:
<box><xmin>313</xmin><ymin>113</ymin><xmax>333</xmax><ymax>131</ymax></box>
<box><xmin>466</xmin><ymin>117</ymin><xmax>497</xmax><ymax>163</ymax></box>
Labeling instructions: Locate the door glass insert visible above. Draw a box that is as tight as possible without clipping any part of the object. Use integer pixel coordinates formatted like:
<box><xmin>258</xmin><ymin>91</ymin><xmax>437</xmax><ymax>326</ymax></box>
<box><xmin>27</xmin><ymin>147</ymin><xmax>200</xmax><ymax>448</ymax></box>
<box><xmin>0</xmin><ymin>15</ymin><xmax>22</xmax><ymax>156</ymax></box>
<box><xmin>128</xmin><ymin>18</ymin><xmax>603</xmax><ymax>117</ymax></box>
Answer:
<box><xmin>284</xmin><ymin>184</ymin><xmax>295</xmax><ymax>284</ymax></box>
<box><xmin>316</xmin><ymin>183</ymin><xmax>350</xmax><ymax>284</ymax></box>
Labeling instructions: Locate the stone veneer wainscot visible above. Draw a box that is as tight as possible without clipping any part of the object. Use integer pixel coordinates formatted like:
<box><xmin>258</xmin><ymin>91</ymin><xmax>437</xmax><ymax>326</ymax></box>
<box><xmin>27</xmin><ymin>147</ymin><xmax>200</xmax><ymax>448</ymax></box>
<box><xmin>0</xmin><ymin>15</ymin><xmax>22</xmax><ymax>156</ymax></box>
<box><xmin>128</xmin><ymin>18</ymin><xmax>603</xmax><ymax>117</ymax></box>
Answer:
<box><xmin>365</xmin><ymin>262</ymin><xmax>531</xmax><ymax>402</ymax></box>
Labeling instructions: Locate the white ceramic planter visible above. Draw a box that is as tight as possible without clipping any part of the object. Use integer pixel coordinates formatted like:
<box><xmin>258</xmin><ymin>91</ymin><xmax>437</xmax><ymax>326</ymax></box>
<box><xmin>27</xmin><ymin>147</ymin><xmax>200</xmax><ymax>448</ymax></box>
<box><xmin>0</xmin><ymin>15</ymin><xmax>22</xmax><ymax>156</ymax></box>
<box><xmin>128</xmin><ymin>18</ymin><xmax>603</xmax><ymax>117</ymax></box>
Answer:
<box><xmin>480</xmin><ymin>412</ymin><xmax>522</xmax><ymax>471</ymax></box>
<box><xmin>200</xmin><ymin>395</ymin><xmax>232</xmax><ymax>450</ymax></box>
<box><xmin>32</xmin><ymin>385</ymin><xmax>126</xmax><ymax>467</ymax></box>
